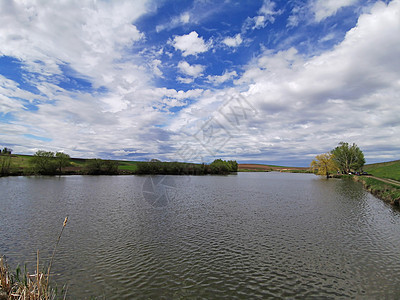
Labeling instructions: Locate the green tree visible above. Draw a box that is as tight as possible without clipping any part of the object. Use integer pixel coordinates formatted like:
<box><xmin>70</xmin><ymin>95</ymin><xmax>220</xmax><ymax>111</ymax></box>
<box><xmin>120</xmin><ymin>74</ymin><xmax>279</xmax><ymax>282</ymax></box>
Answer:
<box><xmin>227</xmin><ymin>160</ymin><xmax>238</xmax><ymax>172</ymax></box>
<box><xmin>209</xmin><ymin>159</ymin><xmax>234</xmax><ymax>174</ymax></box>
<box><xmin>1</xmin><ymin>147</ymin><xmax>12</xmax><ymax>155</ymax></box>
<box><xmin>55</xmin><ymin>152</ymin><xmax>71</xmax><ymax>173</ymax></box>
<box><xmin>85</xmin><ymin>159</ymin><xmax>104</xmax><ymax>175</ymax></box>
<box><xmin>85</xmin><ymin>159</ymin><xmax>119</xmax><ymax>175</ymax></box>
<box><xmin>311</xmin><ymin>152</ymin><xmax>337</xmax><ymax>178</ymax></box>
<box><xmin>102</xmin><ymin>159</ymin><xmax>119</xmax><ymax>174</ymax></box>
<box><xmin>31</xmin><ymin>150</ymin><xmax>58</xmax><ymax>175</ymax></box>
<box><xmin>331</xmin><ymin>142</ymin><xmax>365</xmax><ymax>174</ymax></box>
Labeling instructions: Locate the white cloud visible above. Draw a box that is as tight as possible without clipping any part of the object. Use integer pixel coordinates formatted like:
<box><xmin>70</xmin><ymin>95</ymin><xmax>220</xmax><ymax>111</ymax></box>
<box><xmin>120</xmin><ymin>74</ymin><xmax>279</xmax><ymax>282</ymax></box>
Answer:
<box><xmin>151</xmin><ymin>59</ymin><xmax>163</xmax><ymax>77</ymax></box>
<box><xmin>180</xmin><ymin>12</ymin><xmax>191</xmax><ymax>24</ymax></box>
<box><xmin>156</xmin><ymin>11</ymin><xmax>191</xmax><ymax>32</ymax></box>
<box><xmin>259</xmin><ymin>0</ymin><xmax>283</xmax><ymax>20</ymax></box>
<box><xmin>172</xmin><ymin>31</ymin><xmax>210</xmax><ymax>56</ymax></box>
<box><xmin>0</xmin><ymin>0</ymin><xmax>147</xmax><ymax>84</ymax></box>
<box><xmin>313</xmin><ymin>0</ymin><xmax>359</xmax><ymax>22</ymax></box>
<box><xmin>177</xmin><ymin>61</ymin><xmax>205</xmax><ymax>77</ymax></box>
<box><xmin>223</xmin><ymin>34</ymin><xmax>242</xmax><ymax>47</ymax></box>
<box><xmin>0</xmin><ymin>0</ymin><xmax>195</xmax><ymax>159</ymax></box>
<box><xmin>172</xmin><ymin>0</ymin><xmax>400</xmax><ymax>163</ymax></box>
<box><xmin>319</xmin><ymin>33</ymin><xmax>336</xmax><ymax>43</ymax></box>
<box><xmin>177</xmin><ymin>76</ymin><xmax>195</xmax><ymax>84</ymax></box>
<box><xmin>1</xmin><ymin>0</ymin><xmax>400</xmax><ymax>164</ymax></box>
<box><xmin>112</xmin><ymin>150</ymin><xmax>138</xmax><ymax>156</ymax></box>
<box><xmin>247</xmin><ymin>0</ymin><xmax>283</xmax><ymax>30</ymax></box>
<box><xmin>207</xmin><ymin>71</ymin><xmax>237</xmax><ymax>85</ymax></box>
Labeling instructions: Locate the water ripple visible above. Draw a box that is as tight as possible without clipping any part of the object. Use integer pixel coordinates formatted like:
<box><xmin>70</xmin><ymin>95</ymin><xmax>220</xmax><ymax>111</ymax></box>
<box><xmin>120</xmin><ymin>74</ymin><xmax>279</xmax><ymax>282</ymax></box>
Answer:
<box><xmin>1</xmin><ymin>174</ymin><xmax>400</xmax><ymax>298</ymax></box>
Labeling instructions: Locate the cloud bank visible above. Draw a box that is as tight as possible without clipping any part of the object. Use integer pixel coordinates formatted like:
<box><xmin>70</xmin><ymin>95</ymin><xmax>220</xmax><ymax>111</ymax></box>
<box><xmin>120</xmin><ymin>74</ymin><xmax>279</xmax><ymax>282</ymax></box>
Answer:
<box><xmin>0</xmin><ymin>0</ymin><xmax>399</xmax><ymax>166</ymax></box>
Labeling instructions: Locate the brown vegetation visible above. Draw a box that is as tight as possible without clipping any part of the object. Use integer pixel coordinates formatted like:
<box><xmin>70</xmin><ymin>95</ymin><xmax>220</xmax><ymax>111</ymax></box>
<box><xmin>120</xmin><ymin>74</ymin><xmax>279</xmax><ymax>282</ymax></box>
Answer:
<box><xmin>238</xmin><ymin>164</ymin><xmax>309</xmax><ymax>172</ymax></box>
<box><xmin>0</xmin><ymin>217</ymin><xmax>68</xmax><ymax>299</ymax></box>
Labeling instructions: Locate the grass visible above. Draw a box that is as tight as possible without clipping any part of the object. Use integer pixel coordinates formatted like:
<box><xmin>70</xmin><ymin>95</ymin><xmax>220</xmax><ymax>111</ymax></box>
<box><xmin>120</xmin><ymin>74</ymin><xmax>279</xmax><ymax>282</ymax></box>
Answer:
<box><xmin>0</xmin><ymin>217</ymin><xmax>68</xmax><ymax>299</ymax></box>
<box><xmin>10</xmin><ymin>155</ymin><xmax>34</xmax><ymax>170</ymax></box>
<box><xmin>364</xmin><ymin>160</ymin><xmax>400</xmax><ymax>181</ymax></box>
<box><xmin>117</xmin><ymin>160</ymin><xmax>139</xmax><ymax>172</ymax></box>
<box><xmin>354</xmin><ymin>176</ymin><xmax>400</xmax><ymax>206</ymax></box>
<box><xmin>6</xmin><ymin>155</ymin><xmax>142</xmax><ymax>175</ymax></box>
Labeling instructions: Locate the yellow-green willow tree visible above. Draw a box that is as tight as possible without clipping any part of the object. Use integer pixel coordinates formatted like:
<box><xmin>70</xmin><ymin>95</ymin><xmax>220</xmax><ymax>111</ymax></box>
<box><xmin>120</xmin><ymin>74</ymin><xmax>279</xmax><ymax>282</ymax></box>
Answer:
<box><xmin>311</xmin><ymin>152</ymin><xmax>337</xmax><ymax>178</ymax></box>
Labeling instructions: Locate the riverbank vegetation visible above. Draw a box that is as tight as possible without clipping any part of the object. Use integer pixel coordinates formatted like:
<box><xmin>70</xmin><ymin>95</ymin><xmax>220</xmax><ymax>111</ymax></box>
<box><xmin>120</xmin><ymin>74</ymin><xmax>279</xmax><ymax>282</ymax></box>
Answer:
<box><xmin>353</xmin><ymin>176</ymin><xmax>400</xmax><ymax>207</ymax></box>
<box><xmin>0</xmin><ymin>148</ymin><xmax>13</xmax><ymax>176</ymax></box>
<box><xmin>31</xmin><ymin>150</ymin><xmax>71</xmax><ymax>175</ymax></box>
<box><xmin>136</xmin><ymin>159</ymin><xmax>237</xmax><ymax>175</ymax></box>
<box><xmin>311</xmin><ymin>142</ymin><xmax>366</xmax><ymax>178</ymax></box>
<box><xmin>310</xmin><ymin>152</ymin><xmax>337</xmax><ymax>178</ymax></box>
<box><xmin>311</xmin><ymin>142</ymin><xmax>400</xmax><ymax>207</ymax></box>
<box><xmin>0</xmin><ymin>149</ymin><xmax>238</xmax><ymax>176</ymax></box>
<box><xmin>0</xmin><ymin>217</ymin><xmax>68</xmax><ymax>299</ymax></box>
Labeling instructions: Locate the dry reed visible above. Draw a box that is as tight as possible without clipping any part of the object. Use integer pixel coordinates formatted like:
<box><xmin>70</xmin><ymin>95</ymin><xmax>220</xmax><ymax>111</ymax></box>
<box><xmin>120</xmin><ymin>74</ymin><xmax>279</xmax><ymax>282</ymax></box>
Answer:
<box><xmin>0</xmin><ymin>217</ymin><xmax>68</xmax><ymax>300</ymax></box>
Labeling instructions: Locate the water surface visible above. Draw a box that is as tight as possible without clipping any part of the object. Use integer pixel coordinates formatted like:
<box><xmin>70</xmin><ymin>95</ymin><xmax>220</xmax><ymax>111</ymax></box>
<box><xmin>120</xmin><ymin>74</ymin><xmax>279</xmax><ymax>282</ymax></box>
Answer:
<box><xmin>1</xmin><ymin>173</ymin><xmax>399</xmax><ymax>299</ymax></box>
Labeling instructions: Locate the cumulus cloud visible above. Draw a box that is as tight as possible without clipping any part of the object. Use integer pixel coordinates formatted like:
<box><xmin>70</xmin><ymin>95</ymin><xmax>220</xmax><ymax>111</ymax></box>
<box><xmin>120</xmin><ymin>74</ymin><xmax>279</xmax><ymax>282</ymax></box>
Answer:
<box><xmin>0</xmin><ymin>1</ymin><xmax>204</xmax><ymax>159</ymax></box>
<box><xmin>172</xmin><ymin>0</ymin><xmax>400</xmax><ymax>164</ymax></box>
<box><xmin>178</xmin><ymin>61</ymin><xmax>205</xmax><ymax>77</ymax></box>
<box><xmin>172</xmin><ymin>31</ymin><xmax>210</xmax><ymax>56</ymax></box>
<box><xmin>246</xmin><ymin>1</ymin><xmax>399</xmax><ymax>160</ymax></box>
<box><xmin>223</xmin><ymin>34</ymin><xmax>242</xmax><ymax>47</ymax></box>
<box><xmin>176</xmin><ymin>60</ymin><xmax>205</xmax><ymax>84</ymax></box>
<box><xmin>1</xmin><ymin>0</ymin><xmax>399</xmax><ymax>164</ymax></box>
<box><xmin>0</xmin><ymin>0</ymin><xmax>147</xmax><ymax>84</ymax></box>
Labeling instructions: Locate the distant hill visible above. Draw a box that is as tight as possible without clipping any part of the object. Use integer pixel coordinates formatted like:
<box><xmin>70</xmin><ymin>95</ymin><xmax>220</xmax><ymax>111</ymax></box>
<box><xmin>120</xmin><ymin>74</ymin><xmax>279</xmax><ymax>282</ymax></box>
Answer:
<box><xmin>364</xmin><ymin>160</ymin><xmax>400</xmax><ymax>181</ymax></box>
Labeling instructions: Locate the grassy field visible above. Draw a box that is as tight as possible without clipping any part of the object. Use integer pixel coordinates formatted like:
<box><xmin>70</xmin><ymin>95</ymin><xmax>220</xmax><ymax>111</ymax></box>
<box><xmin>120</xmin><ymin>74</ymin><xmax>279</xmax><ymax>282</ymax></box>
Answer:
<box><xmin>364</xmin><ymin>160</ymin><xmax>400</xmax><ymax>181</ymax></box>
<box><xmin>4</xmin><ymin>155</ymin><xmax>141</xmax><ymax>175</ymax></box>
<box><xmin>10</xmin><ymin>154</ymin><xmax>33</xmax><ymax>168</ymax></box>
<box><xmin>117</xmin><ymin>160</ymin><xmax>139</xmax><ymax>172</ymax></box>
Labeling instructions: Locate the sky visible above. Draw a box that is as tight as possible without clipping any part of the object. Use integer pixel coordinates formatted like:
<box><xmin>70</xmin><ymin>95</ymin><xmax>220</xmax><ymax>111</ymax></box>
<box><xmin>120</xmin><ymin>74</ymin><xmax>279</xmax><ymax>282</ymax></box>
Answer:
<box><xmin>0</xmin><ymin>0</ymin><xmax>399</xmax><ymax>166</ymax></box>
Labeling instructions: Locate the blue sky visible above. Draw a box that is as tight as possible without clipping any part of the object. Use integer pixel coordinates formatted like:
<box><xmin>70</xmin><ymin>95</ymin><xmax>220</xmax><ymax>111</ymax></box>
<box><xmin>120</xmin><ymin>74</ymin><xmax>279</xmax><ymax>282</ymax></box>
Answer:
<box><xmin>0</xmin><ymin>0</ymin><xmax>399</xmax><ymax>166</ymax></box>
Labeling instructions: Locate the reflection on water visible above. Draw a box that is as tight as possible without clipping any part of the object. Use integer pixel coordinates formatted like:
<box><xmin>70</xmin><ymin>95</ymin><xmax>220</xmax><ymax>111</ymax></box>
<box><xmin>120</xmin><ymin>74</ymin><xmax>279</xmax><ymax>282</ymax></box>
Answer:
<box><xmin>1</xmin><ymin>173</ymin><xmax>400</xmax><ymax>299</ymax></box>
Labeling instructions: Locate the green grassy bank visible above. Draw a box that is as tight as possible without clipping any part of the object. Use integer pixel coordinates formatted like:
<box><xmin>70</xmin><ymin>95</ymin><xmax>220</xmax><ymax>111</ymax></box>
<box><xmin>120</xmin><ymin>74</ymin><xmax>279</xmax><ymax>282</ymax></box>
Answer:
<box><xmin>353</xmin><ymin>176</ymin><xmax>400</xmax><ymax>207</ymax></box>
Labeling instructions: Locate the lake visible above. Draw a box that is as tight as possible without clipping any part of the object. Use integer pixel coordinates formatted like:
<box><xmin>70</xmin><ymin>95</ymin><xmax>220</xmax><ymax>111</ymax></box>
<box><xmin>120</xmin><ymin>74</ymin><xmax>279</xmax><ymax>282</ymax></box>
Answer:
<box><xmin>1</xmin><ymin>172</ymin><xmax>400</xmax><ymax>299</ymax></box>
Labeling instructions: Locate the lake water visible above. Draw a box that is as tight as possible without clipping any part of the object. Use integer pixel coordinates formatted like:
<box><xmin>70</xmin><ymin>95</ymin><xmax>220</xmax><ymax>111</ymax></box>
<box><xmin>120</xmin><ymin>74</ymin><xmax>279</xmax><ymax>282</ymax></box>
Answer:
<box><xmin>1</xmin><ymin>172</ymin><xmax>400</xmax><ymax>299</ymax></box>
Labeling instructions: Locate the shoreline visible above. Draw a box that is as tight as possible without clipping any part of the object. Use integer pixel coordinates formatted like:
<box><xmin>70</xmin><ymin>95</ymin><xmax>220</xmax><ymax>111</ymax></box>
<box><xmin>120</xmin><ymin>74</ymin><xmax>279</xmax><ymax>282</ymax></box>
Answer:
<box><xmin>352</xmin><ymin>175</ymin><xmax>400</xmax><ymax>207</ymax></box>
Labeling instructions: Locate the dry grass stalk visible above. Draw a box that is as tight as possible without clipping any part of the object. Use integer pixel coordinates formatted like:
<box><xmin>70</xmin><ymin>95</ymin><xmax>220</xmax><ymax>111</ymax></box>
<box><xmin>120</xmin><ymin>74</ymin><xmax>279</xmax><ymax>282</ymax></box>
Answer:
<box><xmin>0</xmin><ymin>217</ymin><xmax>68</xmax><ymax>300</ymax></box>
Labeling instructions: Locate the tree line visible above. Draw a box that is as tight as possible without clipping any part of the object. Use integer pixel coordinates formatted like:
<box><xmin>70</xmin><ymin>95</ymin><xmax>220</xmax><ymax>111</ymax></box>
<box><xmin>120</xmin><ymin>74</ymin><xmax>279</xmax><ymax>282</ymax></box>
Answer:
<box><xmin>311</xmin><ymin>142</ymin><xmax>366</xmax><ymax>178</ymax></box>
<box><xmin>1</xmin><ymin>148</ymin><xmax>238</xmax><ymax>176</ymax></box>
<box><xmin>30</xmin><ymin>150</ymin><xmax>119</xmax><ymax>175</ymax></box>
<box><xmin>31</xmin><ymin>150</ymin><xmax>71</xmax><ymax>175</ymax></box>
<box><xmin>136</xmin><ymin>159</ymin><xmax>238</xmax><ymax>175</ymax></box>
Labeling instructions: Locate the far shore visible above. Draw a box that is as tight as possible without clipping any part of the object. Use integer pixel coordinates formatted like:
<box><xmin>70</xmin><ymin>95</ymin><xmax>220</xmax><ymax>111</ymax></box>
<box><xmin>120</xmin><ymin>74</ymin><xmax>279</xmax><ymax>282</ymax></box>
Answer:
<box><xmin>238</xmin><ymin>164</ymin><xmax>310</xmax><ymax>173</ymax></box>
